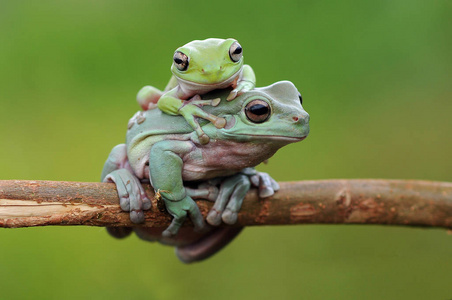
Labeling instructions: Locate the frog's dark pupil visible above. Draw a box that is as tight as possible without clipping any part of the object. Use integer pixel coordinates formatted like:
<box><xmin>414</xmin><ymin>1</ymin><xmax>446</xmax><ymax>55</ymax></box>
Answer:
<box><xmin>298</xmin><ymin>94</ymin><xmax>303</xmax><ymax>105</ymax></box>
<box><xmin>234</xmin><ymin>47</ymin><xmax>242</xmax><ymax>54</ymax></box>
<box><xmin>174</xmin><ymin>58</ymin><xmax>183</xmax><ymax>64</ymax></box>
<box><xmin>249</xmin><ymin>104</ymin><xmax>268</xmax><ymax>115</ymax></box>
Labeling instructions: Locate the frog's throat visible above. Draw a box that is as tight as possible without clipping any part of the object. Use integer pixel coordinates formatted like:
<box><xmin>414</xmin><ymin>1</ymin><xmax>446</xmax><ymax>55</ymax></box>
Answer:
<box><xmin>176</xmin><ymin>68</ymin><xmax>242</xmax><ymax>88</ymax></box>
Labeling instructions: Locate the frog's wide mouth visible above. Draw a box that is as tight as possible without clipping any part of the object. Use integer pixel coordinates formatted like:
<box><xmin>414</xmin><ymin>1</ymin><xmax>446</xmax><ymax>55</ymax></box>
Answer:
<box><xmin>223</xmin><ymin>132</ymin><xmax>307</xmax><ymax>142</ymax></box>
<box><xmin>176</xmin><ymin>68</ymin><xmax>242</xmax><ymax>87</ymax></box>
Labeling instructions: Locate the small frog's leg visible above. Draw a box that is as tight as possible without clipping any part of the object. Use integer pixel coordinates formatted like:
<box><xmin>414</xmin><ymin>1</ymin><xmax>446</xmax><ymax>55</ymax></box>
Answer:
<box><xmin>227</xmin><ymin>64</ymin><xmax>256</xmax><ymax>101</ymax></box>
<box><xmin>163</xmin><ymin>75</ymin><xmax>179</xmax><ymax>92</ymax></box>
<box><xmin>137</xmin><ymin>85</ymin><xmax>164</xmax><ymax>110</ymax></box>
<box><xmin>206</xmin><ymin>173</ymin><xmax>250</xmax><ymax>226</ymax></box>
<box><xmin>158</xmin><ymin>89</ymin><xmax>226</xmax><ymax>144</ymax></box>
<box><xmin>241</xmin><ymin>167</ymin><xmax>280</xmax><ymax>198</ymax></box>
<box><xmin>149</xmin><ymin>140</ymin><xmax>205</xmax><ymax>237</ymax></box>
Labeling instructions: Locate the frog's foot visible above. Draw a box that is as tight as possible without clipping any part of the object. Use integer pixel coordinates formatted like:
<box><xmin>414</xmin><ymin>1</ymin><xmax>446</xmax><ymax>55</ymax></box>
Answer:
<box><xmin>106</xmin><ymin>227</ymin><xmax>133</xmax><ymax>239</ymax></box>
<box><xmin>175</xmin><ymin>227</ymin><xmax>243</xmax><ymax>263</ymax></box>
<box><xmin>179</xmin><ymin>99</ymin><xmax>226</xmax><ymax>145</ymax></box>
<box><xmin>137</xmin><ymin>85</ymin><xmax>163</xmax><ymax>110</ymax></box>
<box><xmin>206</xmin><ymin>174</ymin><xmax>250</xmax><ymax>226</ymax></box>
<box><xmin>162</xmin><ymin>194</ymin><xmax>205</xmax><ymax>237</ymax></box>
<box><xmin>249</xmin><ymin>170</ymin><xmax>280</xmax><ymax>198</ymax></box>
<box><xmin>104</xmin><ymin>169</ymin><xmax>151</xmax><ymax>223</ymax></box>
<box><xmin>227</xmin><ymin>80</ymin><xmax>255</xmax><ymax>101</ymax></box>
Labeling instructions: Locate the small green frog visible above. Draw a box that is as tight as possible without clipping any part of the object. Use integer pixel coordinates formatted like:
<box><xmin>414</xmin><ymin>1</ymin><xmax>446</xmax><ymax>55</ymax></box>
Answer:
<box><xmin>137</xmin><ymin>38</ymin><xmax>256</xmax><ymax>144</ymax></box>
<box><xmin>102</xmin><ymin>81</ymin><xmax>309</xmax><ymax>262</ymax></box>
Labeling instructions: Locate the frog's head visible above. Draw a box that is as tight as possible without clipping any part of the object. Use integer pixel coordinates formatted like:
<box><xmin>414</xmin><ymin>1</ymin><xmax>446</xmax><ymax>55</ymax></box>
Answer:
<box><xmin>220</xmin><ymin>81</ymin><xmax>310</xmax><ymax>144</ymax></box>
<box><xmin>171</xmin><ymin>38</ymin><xmax>244</xmax><ymax>85</ymax></box>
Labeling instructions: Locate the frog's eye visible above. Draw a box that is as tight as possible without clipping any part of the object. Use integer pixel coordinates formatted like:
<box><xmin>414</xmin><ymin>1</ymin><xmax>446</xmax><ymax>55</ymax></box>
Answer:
<box><xmin>173</xmin><ymin>51</ymin><xmax>189</xmax><ymax>71</ymax></box>
<box><xmin>245</xmin><ymin>99</ymin><xmax>271</xmax><ymax>123</ymax></box>
<box><xmin>298</xmin><ymin>93</ymin><xmax>303</xmax><ymax>105</ymax></box>
<box><xmin>229</xmin><ymin>41</ymin><xmax>243</xmax><ymax>62</ymax></box>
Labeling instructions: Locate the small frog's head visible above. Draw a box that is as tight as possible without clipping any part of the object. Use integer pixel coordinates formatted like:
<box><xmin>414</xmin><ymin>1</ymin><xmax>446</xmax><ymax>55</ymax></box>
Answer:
<box><xmin>220</xmin><ymin>81</ymin><xmax>310</xmax><ymax>144</ymax></box>
<box><xmin>171</xmin><ymin>38</ymin><xmax>244</xmax><ymax>85</ymax></box>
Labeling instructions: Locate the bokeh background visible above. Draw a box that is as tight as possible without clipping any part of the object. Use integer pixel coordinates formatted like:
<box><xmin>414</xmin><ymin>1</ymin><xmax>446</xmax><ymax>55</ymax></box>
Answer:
<box><xmin>0</xmin><ymin>1</ymin><xmax>451</xmax><ymax>299</ymax></box>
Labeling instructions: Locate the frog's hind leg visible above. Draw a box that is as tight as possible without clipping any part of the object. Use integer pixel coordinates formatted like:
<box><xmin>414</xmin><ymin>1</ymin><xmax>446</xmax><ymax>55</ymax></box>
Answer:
<box><xmin>175</xmin><ymin>227</ymin><xmax>244</xmax><ymax>263</ymax></box>
<box><xmin>137</xmin><ymin>85</ymin><xmax>164</xmax><ymax>110</ymax></box>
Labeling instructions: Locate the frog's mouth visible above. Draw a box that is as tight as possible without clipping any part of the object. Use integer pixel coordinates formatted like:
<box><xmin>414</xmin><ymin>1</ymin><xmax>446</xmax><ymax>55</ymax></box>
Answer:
<box><xmin>177</xmin><ymin>68</ymin><xmax>242</xmax><ymax>87</ymax></box>
<box><xmin>221</xmin><ymin>132</ymin><xmax>307</xmax><ymax>142</ymax></box>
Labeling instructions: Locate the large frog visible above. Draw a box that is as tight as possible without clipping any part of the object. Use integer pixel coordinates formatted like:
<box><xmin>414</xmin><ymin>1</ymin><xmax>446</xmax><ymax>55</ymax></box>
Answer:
<box><xmin>137</xmin><ymin>38</ymin><xmax>256</xmax><ymax>144</ymax></box>
<box><xmin>101</xmin><ymin>81</ymin><xmax>309</xmax><ymax>262</ymax></box>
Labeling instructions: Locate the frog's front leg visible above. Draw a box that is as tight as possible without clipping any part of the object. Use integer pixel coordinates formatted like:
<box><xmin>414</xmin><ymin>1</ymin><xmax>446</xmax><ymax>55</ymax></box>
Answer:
<box><xmin>149</xmin><ymin>140</ymin><xmax>205</xmax><ymax>237</ymax></box>
<box><xmin>227</xmin><ymin>64</ymin><xmax>256</xmax><ymax>101</ymax></box>
<box><xmin>158</xmin><ymin>88</ymin><xmax>226</xmax><ymax>145</ymax></box>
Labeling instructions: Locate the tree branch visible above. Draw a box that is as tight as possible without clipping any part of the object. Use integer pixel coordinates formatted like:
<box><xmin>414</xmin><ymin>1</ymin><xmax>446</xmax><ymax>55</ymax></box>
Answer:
<box><xmin>0</xmin><ymin>179</ymin><xmax>451</xmax><ymax>229</ymax></box>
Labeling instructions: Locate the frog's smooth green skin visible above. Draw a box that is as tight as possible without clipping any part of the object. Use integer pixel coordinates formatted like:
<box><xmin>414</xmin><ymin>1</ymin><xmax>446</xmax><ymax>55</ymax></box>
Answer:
<box><xmin>102</xmin><ymin>80</ymin><xmax>309</xmax><ymax>261</ymax></box>
<box><xmin>136</xmin><ymin>38</ymin><xmax>256</xmax><ymax>144</ymax></box>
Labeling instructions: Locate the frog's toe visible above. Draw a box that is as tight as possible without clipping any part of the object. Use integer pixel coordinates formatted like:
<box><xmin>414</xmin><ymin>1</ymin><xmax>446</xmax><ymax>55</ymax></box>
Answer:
<box><xmin>206</xmin><ymin>209</ymin><xmax>222</xmax><ymax>226</ymax></box>
<box><xmin>213</xmin><ymin>117</ymin><xmax>226</xmax><ymax>129</ymax></box>
<box><xmin>199</xmin><ymin>133</ymin><xmax>210</xmax><ymax>145</ymax></box>
<box><xmin>211</xmin><ymin>98</ymin><xmax>221</xmax><ymax>107</ymax></box>
<box><xmin>221</xmin><ymin>209</ymin><xmax>238</xmax><ymax>225</ymax></box>
<box><xmin>142</xmin><ymin>197</ymin><xmax>152</xmax><ymax>210</ymax></box>
<box><xmin>226</xmin><ymin>90</ymin><xmax>238</xmax><ymax>101</ymax></box>
<box><xmin>130</xmin><ymin>210</ymin><xmax>145</xmax><ymax>224</ymax></box>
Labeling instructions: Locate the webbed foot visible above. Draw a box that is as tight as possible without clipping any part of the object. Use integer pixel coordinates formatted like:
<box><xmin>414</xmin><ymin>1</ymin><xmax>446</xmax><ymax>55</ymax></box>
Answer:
<box><xmin>227</xmin><ymin>80</ymin><xmax>255</xmax><ymax>101</ymax></box>
<box><xmin>206</xmin><ymin>173</ymin><xmax>251</xmax><ymax>226</ymax></box>
<box><xmin>104</xmin><ymin>169</ymin><xmax>152</xmax><ymax>223</ymax></box>
<box><xmin>161</xmin><ymin>194</ymin><xmax>205</xmax><ymax>237</ymax></box>
<box><xmin>241</xmin><ymin>167</ymin><xmax>280</xmax><ymax>198</ymax></box>
<box><xmin>179</xmin><ymin>95</ymin><xmax>227</xmax><ymax>145</ymax></box>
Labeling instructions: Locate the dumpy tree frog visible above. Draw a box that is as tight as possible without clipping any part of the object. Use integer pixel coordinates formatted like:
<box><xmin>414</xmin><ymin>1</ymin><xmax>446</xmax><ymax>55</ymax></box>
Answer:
<box><xmin>102</xmin><ymin>81</ymin><xmax>309</xmax><ymax>262</ymax></box>
<box><xmin>137</xmin><ymin>38</ymin><xmax>256</xmax><ymax>144</ymax></box>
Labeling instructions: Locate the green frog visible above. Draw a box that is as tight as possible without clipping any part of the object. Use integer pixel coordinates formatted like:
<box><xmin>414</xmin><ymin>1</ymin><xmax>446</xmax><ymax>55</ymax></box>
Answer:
<box><xmin>102</xmin><ymin>81</ymin><xmax>309</xmax><ymax>262</ymax></box>
<box><xmin>137</xmin><ymin>38</ymin><xmax>256</xmax><ymax>144</ymax></box>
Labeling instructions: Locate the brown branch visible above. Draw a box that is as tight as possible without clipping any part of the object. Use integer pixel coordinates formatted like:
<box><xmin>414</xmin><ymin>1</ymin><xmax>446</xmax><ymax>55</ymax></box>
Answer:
<box><xmin>0</xmin><ymin>179</ymin><xmax>451</xmax><ymax>229</ymax></box>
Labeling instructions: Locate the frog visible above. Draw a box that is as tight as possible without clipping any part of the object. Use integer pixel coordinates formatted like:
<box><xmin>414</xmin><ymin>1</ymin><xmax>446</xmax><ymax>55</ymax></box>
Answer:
<box><xmin>136</xmin><ymin>38</ymin><xmax>256</xmax><ymax>145</ymax></box>
<box><xmin>101</xmin><ymin>80</ymin><xmax>309</xmax><ymax>262</ymax></box>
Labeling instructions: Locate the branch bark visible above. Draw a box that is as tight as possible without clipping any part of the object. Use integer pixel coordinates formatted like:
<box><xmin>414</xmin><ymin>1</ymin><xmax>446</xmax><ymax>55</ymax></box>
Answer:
<box><xmin>0</xmin><ymin>179</ymin><xmax>451</xmax><ymax>229</ymax></box>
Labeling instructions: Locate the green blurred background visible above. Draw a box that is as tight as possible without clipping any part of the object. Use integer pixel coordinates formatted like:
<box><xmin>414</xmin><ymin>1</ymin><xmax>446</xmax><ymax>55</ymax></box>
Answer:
<box><xmin>0</xmin><ymin>1</ymin><xmax>451</xmax><ymax>299</ymax></box>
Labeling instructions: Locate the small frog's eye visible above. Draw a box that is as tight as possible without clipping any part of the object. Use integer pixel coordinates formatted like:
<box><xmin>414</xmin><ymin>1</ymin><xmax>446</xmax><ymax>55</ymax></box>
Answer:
<box><xmin>245</xmin><ymin>99</ymin><xmax>271</xmax><ymax>123</ymax></box>
<box><xmin>298</xmin><ymin>93</ymin><xmax>303</xmax><ymax>105</ymax></box>
<box><xmin>229</xmin><ymin>41</ymin><xmax>243</xmax><ymax>62</ymax></box>
<box><xmin>173</xmin><ymin>51</ymin><xmax>189</xmax><ymax>71</ymax></box>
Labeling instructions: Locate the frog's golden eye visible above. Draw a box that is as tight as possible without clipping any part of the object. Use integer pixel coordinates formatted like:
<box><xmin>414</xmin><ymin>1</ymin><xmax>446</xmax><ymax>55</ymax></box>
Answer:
<box><xmin>173</xmin><ymin>51</ymin><xmax>189</xmax><ymax>71</ymax></box>
<box><xmin>229</xmin><ymin>41</ymin><xmax>243</xmax><ymax>62</ymax></box>
<box><xmin>245</xmin><ymin>99</ymin><xmax>271</xmax><ymax>123</ymax></box>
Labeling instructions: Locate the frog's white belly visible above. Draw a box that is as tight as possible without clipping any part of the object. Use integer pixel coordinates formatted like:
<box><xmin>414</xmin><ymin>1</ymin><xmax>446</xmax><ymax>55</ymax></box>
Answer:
<box><xmin>180</xmin><ymin>139</ymin><xmax>279</xmax><ymax>181</ymax></box>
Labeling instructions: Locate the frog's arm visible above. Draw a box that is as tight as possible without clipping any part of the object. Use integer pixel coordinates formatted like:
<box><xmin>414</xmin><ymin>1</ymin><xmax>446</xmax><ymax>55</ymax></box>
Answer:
<box><xmin>101</xmin><ymin>144</ymin><xmax>151</xmax><ymax>237</ymax></box>
<box><xmin>163</xmin><ymin>75</ymin><xmax>179</xmax><ymax>92</ymax></box>
<box><xmin>158</xmin><ymin>88</ymin><xmax>226</xmax><ymax>144</ymax></box>
<box><xmin>227</xmin><ymin>64</ymin><xmax>256</xmax><ymax>101</ymax></box>
<box><xmin>149</xmin><ymin>140</ymin><xmax>205</xmax><ymax>237</ymax></box>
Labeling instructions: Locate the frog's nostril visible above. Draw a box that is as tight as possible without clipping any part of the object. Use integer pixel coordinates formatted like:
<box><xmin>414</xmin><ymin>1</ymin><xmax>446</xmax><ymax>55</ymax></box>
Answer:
<box><xmin>292</xmin><ymin>116</ymin><xmax>299</xmax><ymax>122</ymax></box>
